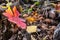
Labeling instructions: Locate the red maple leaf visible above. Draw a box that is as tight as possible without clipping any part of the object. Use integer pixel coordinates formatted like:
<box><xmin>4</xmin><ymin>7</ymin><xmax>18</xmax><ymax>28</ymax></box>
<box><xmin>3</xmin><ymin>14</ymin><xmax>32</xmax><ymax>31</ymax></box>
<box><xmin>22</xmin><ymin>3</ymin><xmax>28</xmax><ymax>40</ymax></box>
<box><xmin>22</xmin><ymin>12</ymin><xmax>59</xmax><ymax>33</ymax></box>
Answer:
<box><xmin>3</xmin><ymin>6</ymin><xmax>26</xmax><ymax>29</ymax></box>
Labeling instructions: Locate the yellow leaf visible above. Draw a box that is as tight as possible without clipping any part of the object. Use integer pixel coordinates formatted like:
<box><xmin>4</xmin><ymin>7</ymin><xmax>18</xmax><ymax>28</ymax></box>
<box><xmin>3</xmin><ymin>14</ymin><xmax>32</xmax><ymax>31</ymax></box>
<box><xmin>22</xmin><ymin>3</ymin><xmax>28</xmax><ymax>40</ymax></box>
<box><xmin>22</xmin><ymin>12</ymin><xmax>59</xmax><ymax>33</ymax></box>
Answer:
<box><xmin>1</xmin><ymin>6</ymin><xmax>7</xmax><ymax>8</ymax></box>
<box><xmin>26</xmin><ymin>17</ymin><xmax>35</xmax><ymax>22</ymax></box>
<box><xmin>26</xmin><ymin>25</ymin><xmax>37</xmax><ymax>33</ymax></box>
<box><xmin>19</xmin><ymin>6</ymin><xmax>23</xmax><ymax>12</ymax></box>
